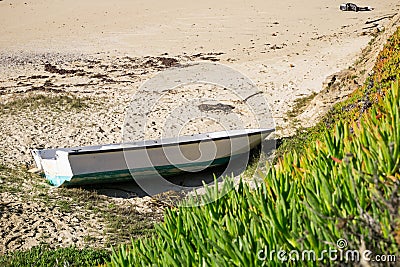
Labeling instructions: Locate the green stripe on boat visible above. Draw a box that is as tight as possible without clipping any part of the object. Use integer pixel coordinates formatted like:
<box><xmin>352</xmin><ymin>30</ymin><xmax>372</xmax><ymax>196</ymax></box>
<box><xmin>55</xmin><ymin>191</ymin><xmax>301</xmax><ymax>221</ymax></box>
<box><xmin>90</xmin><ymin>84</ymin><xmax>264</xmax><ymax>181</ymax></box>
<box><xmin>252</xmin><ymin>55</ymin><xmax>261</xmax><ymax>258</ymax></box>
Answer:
<box><xmin>47</xmin><ymin>155</ymin><xmax>232</xmax><ymax>187</ymax></box>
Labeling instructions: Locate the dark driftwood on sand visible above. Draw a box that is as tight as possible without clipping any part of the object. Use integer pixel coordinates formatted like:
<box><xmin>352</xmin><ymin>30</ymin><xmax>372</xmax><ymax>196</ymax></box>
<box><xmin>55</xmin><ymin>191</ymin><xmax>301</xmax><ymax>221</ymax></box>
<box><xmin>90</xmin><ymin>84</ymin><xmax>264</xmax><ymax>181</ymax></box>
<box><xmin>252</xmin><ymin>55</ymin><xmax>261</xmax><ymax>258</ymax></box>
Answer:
<box><xmin>365</xmin><ymin>13</ymin><xmax>397</xmax><ymax>24</ymax></box>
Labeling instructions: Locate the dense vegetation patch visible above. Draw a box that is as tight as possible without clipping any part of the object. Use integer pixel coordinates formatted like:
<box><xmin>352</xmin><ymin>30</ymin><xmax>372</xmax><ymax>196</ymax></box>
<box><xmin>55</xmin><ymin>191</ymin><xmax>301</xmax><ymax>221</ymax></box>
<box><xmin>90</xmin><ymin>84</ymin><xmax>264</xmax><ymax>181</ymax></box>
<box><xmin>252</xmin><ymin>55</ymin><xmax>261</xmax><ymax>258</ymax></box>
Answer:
<box><xmin>109</xmin><ymin>81</ymin><xmax>399</xmax><ymax>266</ymax></box>
<box><xmin>108</xmin><ymin>27</ymin><xmax>400</xmax><ymax>266</ymax></box>
<box><xmin>0</xmin><ymin>245</ymin><xmax>109</xmax><ymax>267</ymax></box>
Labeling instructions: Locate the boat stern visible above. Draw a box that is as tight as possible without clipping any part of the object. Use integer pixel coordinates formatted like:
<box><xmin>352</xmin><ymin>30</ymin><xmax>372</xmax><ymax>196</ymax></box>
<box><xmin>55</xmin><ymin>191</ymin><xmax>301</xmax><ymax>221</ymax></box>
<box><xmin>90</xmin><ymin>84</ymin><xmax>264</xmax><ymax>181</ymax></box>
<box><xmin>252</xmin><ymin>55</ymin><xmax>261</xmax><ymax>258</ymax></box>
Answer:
<box><xmin>31</xmin><ymin>149</ymin><xmax>73</xmax><ymax>186</ymax></box>
<box><xmin>31</xmin><ymin>149</ymin><xmax>44</xmax><ymax>170</ymax></box>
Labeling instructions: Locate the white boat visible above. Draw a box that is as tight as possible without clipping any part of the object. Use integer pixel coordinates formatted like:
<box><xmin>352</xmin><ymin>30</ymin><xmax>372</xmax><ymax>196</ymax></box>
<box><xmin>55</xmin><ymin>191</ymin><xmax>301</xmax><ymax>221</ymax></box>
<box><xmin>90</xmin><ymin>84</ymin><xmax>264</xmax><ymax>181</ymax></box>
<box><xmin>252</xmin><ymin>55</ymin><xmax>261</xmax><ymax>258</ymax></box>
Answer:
<box><xmin>32</xmin><ymin>128</ymin><xmax>274</xmax><ymax>187</ymax></box>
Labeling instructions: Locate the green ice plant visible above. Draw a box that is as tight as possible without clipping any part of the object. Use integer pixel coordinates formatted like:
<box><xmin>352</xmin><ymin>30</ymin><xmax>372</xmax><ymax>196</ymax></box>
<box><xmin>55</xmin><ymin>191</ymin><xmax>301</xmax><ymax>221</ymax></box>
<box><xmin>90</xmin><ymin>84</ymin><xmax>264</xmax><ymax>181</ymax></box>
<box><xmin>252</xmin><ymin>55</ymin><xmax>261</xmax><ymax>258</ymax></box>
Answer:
<box><xmin>107</xmin><ymin>28</ymin><xmax>400</xmax><ymax>266</ymax></box>
<box><xmin>107</xmin><ymin>80</ymin><xmax>399</xmax><ymax>266</ymax></box>
<box><xmin>107</xmin><ymin>28</ymin><xmax>400</xmax><ymax>267</ymax></box>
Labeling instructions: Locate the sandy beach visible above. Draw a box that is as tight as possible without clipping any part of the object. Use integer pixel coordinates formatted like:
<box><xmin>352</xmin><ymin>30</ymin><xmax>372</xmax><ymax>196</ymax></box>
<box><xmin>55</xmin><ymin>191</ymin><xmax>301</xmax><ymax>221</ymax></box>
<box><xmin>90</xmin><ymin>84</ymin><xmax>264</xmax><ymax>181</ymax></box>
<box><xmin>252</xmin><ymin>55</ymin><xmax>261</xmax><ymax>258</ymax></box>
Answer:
<box><xmin>0</xmin><ymin>0</ymin><xmax>399</xmax><ymax>254</ymax></box>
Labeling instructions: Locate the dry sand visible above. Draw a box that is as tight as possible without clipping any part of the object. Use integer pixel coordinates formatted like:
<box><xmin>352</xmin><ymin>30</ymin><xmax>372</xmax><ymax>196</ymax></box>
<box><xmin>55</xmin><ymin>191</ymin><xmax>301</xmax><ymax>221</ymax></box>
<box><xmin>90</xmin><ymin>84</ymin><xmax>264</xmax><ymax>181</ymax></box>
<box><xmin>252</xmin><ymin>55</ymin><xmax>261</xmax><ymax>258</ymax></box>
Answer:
<box><xmin>0</xmin><ymin>0</ymin><xmax>399</xmax><ymax>255</ymax></box>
